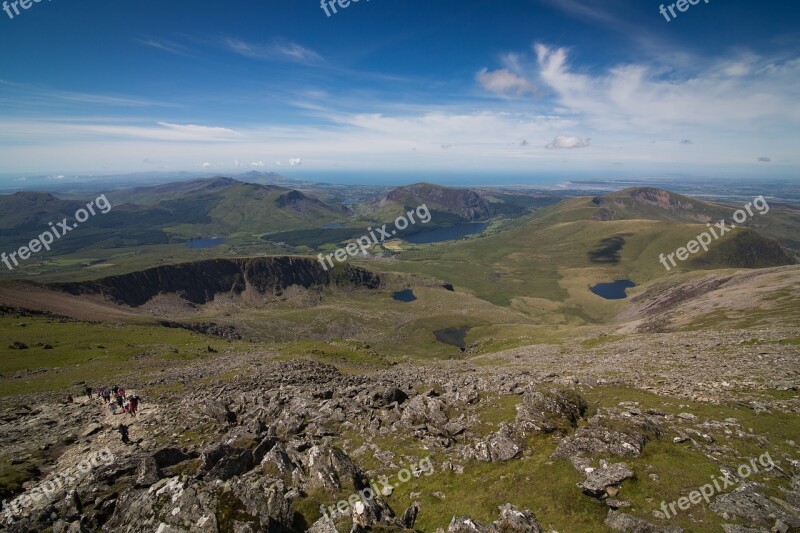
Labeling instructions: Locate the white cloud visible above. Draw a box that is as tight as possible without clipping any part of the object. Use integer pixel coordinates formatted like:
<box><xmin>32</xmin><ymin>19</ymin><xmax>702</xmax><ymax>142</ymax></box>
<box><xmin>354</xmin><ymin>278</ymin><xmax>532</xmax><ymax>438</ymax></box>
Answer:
<box><xmin>545</xmin><ymin>135</ymin><xmax>590</xmax><ymax>149</ymax></box>
<box><xmin>533</xmin><ymin>43</ymin><xmax>800</xmax><ymax>131</ymax></box>
<box><xmin>250</xmin><ymin>160</ymin><xmax>265</xmax><ymax>167</ymax></box>
<box><xmin>289</xmin><ymin>158</ymin><xmax>302</xmax><ymax>166</ymax></box>
<box><xmin>2</xmin><ymin>42</ymin><xmax>800</xmax><ymax>174</ymax></box>
<box><xmin>199</xmin><ymin>162</ymin><xmax>211</xmax><ymax>168</ymax></box>
<box><xmin>477</xmin><ymin>68</ymin><xmax>536</xmax><ymax>97</ymax></box>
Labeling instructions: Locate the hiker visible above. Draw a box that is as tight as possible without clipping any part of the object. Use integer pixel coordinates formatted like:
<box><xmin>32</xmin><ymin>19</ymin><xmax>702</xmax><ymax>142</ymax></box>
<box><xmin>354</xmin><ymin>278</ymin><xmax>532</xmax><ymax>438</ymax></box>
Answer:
<box><xmin>66</xmin><ymin>394</ymin><xmax>73</xmax><ymax>404</ymax></box>
<box><xmin>129</xmin><ymin>395</ymin><xmax>140</xmax><ymax>416</ymax></box>
<box><xmin>112</xmin><ymin>385</ymin><xmax>118</xmax><ymax>396</ymax></box>
<box><xmin>118</xmin><ymin>424</ymin><xmax>130</xmax><ymax>444</ymax></box>
<box><xmin>118</xmin><ymin>387</ymin><xmax>126</xmax><ymax>398</ymax></box>
<box><xmin>116</xmin><ymin>395</ymin><xmax>123</xmax><ymax>408</ymax></box>
<box><xmin>85</xmin><ymin>386</ymin><xmax>92</xmax><ymax>399</ymax></box>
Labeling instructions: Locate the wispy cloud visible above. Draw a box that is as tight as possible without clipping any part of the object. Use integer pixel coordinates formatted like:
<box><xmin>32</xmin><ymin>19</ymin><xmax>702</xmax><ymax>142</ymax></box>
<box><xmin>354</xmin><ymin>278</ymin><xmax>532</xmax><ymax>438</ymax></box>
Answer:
<box><xmin>0</xmin><ymin>120</ymin><xmax>241</xmax><ymax>142</ymax></box>
<box><xmin>221</xmin><ymin>38</ymin><xmax>322</xmax><ymax>64</ymax></box>
<box><xmin>533</xmin><ymin>43</ymin><xmax>800</xmax><ymax>130</ymax></box>
<box><xmin>275</xmin><ymin>42</ymin><xmax>321</xmax><ymax>63</ymax></box>
<box><xmin>538</xmin><ymin>0</ymin><xmax>622</xmax><ymax>25</ymax></box>
<box><xmin>156</xmin><ymin>122</ymin><xmax>241</xmax><ymax>140</ymax></box>
<box><xmin>536</xmin><ymin>0</ymin><xmax>676</xmax><ymax>59</ymax></box>
<box><xmin>0</xmin><ymin>80</ymin><xmax>175</xmax><ymax>110</ymax></box>
<box><xmin>2</xmin><ymin>40</ymin><xmax>799</xmax><ymax>173</ymax></box>
<box><xmin>136</xmin><ymin>37</ymin><xmax>192</xmax><ymax>56</ymax></box>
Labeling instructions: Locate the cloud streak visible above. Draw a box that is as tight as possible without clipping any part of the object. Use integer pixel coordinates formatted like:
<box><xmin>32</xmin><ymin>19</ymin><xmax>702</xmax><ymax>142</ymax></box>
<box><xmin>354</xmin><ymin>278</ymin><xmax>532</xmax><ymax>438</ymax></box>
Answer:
<box><xmin>221</xmin><ymin>38</ymin><xmax>322</xmax><ymax>64</ymax></box>
<box><xmin>136</xmin><ymin>37</ymin><xmax>192</xmax><ymax>56</ymax></box>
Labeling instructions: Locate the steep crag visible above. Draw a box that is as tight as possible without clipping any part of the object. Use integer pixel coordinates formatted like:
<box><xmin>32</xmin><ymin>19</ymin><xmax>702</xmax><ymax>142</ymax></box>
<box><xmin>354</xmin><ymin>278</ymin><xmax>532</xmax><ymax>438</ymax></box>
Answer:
<box><xmin>53</xmin><ymin>257</ymin><xmax>381</xmax><ymax>307</ymax></box>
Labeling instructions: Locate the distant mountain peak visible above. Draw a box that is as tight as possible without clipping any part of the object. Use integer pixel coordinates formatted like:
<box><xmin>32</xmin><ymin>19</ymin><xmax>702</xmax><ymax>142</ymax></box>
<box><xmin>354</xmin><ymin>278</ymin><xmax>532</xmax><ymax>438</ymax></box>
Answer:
<box><xmin>275</xmin><ymin>190</ymin><xmax>307</xmax><ymax>208</ymax></box>
<box><xmin>205</xmin><ymin>176</ymin><xmax>238</xmax><ymax>187</ymax></box>
<box><xmin>374</xmin><ymin>182</ymin><xmax>491</xmax><ymax>221</ymax></box>
<box><xmin>594</xmin><ymin>187</ymin><xmax>697</xmax><ymax>212</ymax></box>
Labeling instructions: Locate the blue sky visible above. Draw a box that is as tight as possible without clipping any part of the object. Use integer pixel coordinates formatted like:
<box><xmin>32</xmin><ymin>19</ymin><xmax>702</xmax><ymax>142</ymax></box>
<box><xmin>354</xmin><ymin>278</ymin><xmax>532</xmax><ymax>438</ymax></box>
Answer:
<box><xmin>0</xmin><ymin>0</ymin><xmax>799</xmax><ymax>181</ymax></box>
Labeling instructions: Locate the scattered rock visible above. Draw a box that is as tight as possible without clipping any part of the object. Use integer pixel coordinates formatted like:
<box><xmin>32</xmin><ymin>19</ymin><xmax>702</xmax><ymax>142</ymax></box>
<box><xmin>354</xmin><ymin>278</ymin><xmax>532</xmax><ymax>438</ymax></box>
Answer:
<box><xmin>579</xmin><ymin>462</ymin><xmax>635</xmax><ymax>498</ymax></box>
<box><xmin>605</xmin><ymin>509</ymin><xmax>684</xmax><ymax>532</ymax></box>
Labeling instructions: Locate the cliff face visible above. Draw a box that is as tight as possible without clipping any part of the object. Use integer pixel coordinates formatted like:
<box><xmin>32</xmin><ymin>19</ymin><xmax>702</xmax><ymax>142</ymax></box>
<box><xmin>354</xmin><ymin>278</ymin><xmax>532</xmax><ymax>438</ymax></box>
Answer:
<box><xmin>53</xmin><ymin>257</ymin><xmax>381</xmax><ymax>307</ymax></box>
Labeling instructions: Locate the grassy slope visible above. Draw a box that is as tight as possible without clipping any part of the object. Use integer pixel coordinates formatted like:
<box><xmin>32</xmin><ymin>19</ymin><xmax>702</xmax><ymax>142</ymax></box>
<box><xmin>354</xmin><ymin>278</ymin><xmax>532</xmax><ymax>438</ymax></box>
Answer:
<box><xmin>0</xmin><ymin>313</ymin><xmax>252</xmax><ymax>398</ymax></box>
<box><xmin>593</xmin><ymin>189</ymin><xmax>800</xmax><ymax>249</ymax></box>
<box><xmin>368</xmin><ymin>195</ymin><xmax>795</xmax><ymax>322</ymax></box>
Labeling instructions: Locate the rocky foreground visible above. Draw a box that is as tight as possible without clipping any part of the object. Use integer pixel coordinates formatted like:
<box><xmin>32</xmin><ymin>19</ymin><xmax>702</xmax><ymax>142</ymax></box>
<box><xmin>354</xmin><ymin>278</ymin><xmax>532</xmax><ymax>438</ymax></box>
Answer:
<box><xmin>0</xmin><ymin>327</ymin><xmax>799</xmax><ymax>532</ymax></box>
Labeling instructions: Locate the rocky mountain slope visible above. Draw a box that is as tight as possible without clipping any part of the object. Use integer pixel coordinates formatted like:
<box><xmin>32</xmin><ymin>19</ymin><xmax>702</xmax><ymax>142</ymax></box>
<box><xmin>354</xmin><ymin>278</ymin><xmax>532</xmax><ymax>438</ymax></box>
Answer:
<box><xmin>53</xmin><ymin>257</ymin><xmax>381</xmax><ymax>307</ymax></box>
<box><xmin>1</xmin><ymin>322</ymin><xmax>798</xmax><ymax>532</ymax></box>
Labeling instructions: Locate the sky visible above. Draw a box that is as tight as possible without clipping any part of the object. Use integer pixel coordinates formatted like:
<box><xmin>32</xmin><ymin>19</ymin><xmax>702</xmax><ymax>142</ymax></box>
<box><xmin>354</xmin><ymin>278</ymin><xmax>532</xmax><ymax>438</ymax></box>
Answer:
<box><xmin>0</xmin><ymin>0</ymin><xmax>799</xmax><ymax>183</ymax></box>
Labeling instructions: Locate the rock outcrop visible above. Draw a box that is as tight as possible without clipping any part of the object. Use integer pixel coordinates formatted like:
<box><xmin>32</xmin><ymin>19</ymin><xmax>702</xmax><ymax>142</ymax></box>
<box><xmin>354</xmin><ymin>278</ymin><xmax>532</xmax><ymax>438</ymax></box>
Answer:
<box><xmin>53</xmin><ymin>257</ymin><xmax>382</xmax><ymax>307</ymax></box>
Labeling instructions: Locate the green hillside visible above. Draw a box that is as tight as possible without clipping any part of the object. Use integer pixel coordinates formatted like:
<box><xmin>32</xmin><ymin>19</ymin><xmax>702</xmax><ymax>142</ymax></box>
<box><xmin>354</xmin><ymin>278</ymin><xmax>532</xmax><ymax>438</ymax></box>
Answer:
<box><xmin>359</xmin><ymin>182</ymin><xmax>495</xmax><ymax>224</ymax></box>
<box><xmin>369</xmin><ymin>191</ymin><xmax>797</xmax><ymax>314</ymax></box>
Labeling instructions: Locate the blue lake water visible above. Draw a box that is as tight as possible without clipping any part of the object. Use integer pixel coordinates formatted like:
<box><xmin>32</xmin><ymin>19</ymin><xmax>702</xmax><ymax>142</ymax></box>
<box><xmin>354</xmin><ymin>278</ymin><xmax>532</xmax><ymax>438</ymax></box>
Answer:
<box><xmin>403</xmin><ymin>223</ymin><xmax>489</xmax><ymax>244</ymax></box>
<box><xmin>590</xmin><ymin>279</ymin><xmax>636</xmax><ymax>300</ymax></box>
<box><xmin>434</xmin><ymin>326</ymin><xmax>470</xmax><ymax>349</ymax></box>
<box><xmin>392</xmin><ymin>289</ymin><xmax>417</xmax><ymax>302</ymax></box>
<box><xmin>186</xmin><ymin>237</ymin><xmax>226</xmax><ymax>249</ymax></box>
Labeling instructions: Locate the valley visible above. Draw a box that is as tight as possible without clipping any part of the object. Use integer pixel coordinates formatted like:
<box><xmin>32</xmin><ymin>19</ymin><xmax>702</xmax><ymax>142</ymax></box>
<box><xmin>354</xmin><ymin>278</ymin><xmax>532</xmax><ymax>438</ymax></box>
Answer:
<box><xmin>0</xmin><ymin>178</ymin><xmax>798</xmax><ymax>532</ymax></box>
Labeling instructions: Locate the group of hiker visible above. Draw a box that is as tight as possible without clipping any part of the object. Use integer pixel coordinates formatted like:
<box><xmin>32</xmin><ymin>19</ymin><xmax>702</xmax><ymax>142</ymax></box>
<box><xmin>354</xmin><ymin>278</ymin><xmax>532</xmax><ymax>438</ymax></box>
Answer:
<box><xmin>94</xmin><ymin>385</ymin><xmax>141</xmax><ymax>417</ymax></box>
<box><xmin>67</xmin><ymin>385</ymin><xmax>141</xmax><ymax>416</ymax></box>
<box><xmin>94</xmin><ymin>385</ymin><xmax>140</xmax><ymax>444</ymax></box>
<box><xmin>63</xmin><ymin>385</ymin><xmax>141</xmax><ymax>445</ymax></box>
